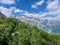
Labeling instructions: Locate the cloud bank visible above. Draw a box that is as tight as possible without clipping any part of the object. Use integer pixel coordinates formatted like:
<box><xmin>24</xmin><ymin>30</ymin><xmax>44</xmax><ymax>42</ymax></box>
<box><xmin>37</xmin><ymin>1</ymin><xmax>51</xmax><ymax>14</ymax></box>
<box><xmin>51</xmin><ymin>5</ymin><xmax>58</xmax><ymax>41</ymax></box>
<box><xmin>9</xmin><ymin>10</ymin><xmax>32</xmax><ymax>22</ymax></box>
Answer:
<box><xmin>0</xmin><ymin>0</ymin><xmax>60</xmax><ymax>20</ymax></box>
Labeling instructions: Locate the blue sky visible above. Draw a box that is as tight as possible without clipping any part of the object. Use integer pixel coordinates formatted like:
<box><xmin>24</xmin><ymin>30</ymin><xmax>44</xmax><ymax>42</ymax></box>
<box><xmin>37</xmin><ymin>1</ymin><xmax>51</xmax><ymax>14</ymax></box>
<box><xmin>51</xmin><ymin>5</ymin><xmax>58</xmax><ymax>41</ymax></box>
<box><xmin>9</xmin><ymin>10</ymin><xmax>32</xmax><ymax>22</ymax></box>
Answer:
<box><xmin>0</xmin><ymin>0</ymin><xmax>60</xmax><ymax>19</ymax></box>
<box><xmin>0</xmin><ymin>0</ymin><xmax>47</xmax><ymax>13</ymax></box>
<box><xmin>14</xmin><ymin>0</ymin><xmax>47</xmax><ymax>13</ymax></box>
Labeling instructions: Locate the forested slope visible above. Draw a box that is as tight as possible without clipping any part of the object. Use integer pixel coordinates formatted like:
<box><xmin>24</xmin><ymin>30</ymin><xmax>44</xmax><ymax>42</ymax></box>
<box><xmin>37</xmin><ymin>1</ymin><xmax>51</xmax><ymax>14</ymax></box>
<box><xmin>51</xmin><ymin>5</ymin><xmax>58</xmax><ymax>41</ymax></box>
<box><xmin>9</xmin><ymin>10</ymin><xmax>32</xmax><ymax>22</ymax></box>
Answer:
<box><xmin>0</xmin><ymin>17</ymin><xmax>60</xmax><ymax>45</ymax></box>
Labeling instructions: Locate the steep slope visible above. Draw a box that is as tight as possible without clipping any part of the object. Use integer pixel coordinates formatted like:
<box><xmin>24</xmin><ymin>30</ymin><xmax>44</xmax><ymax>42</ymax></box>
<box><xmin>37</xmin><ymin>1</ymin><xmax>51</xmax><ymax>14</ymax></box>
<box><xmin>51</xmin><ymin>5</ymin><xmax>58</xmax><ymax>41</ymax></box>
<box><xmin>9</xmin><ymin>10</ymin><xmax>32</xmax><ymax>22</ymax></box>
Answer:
<box><xmin>0</xmin><ymin>12</ymin><xmax>6</xmax><ymax>18</ymax></box>
<box><xmin>0</xmin><ymin>17</ymin><xmax>60</xmax><ymax>45</ymax></box>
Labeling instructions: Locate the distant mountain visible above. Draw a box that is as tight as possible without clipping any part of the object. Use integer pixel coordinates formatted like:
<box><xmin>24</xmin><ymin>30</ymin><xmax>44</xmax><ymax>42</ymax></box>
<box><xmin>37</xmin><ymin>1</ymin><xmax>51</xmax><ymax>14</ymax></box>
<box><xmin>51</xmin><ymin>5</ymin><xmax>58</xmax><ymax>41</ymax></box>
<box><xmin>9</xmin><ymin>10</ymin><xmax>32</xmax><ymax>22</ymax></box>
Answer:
<box><xmin>16</xmin><ymin>16</ymin><xmax>60</xmax><ymax>34</ymax></box>
<box><xmin>0</xmin><ymin>12</ymin><xmax>6</xmax><ymax>18</ymax></box>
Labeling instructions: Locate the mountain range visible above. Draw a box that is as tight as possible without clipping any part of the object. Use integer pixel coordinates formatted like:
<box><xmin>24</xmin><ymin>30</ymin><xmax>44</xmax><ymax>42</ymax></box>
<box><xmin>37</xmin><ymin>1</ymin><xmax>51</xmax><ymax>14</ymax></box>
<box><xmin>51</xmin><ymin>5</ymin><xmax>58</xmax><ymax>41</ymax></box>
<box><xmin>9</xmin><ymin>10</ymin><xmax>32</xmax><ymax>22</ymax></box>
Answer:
<box><xmin>0</xmin><ymin>17</ymin><xmax>60</xmax><ymax>45</ymax></box>
<box><xmin>16</xmin><ymin>16</ymin><xmax>60</xmax><ymax>34</ymax></box>
<box><xmin>0</xmin><ymin>12</ymin><xmax>60</xmax><ymax>34</ymax></box>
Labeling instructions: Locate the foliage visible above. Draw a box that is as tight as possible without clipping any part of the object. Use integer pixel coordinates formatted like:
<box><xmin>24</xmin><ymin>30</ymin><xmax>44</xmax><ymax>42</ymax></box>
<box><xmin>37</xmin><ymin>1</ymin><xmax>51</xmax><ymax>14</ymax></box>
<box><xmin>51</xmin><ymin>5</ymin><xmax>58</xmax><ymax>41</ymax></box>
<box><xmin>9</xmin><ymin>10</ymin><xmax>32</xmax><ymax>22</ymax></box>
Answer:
<box><xmin>0</xmin><ymin>17</ymin><xmax>60</xmax><ymax>45</ymax></box>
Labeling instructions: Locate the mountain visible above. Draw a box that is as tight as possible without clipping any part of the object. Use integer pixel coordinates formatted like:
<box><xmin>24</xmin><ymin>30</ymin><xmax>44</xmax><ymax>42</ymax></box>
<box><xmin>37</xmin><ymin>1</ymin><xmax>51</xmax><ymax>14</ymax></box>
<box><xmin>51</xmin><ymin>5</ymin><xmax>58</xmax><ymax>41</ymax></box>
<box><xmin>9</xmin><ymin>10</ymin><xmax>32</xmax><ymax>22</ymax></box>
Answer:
<box><xmin>0</xmin><ymin>18</ymin><xmax>60</xmax><ymax>45</ymax></box>
<box><xmin>16</xmin><ymin>16</ymin><xmax>60</xmax><ymax>34</ymax></box>
<box><xmin>0</xmin><ymin>12</ymin><xmax>6</xmax><ymax>18</ymax></box>
<box><xmin>0</xmin><ymin>11</ymin><xmax>60</xmax><ymax>34</ymax></box>
<box><xmin>0</xmin><ymin>17</ymin><xmax>60</xmax><ymax>45</ymax></box>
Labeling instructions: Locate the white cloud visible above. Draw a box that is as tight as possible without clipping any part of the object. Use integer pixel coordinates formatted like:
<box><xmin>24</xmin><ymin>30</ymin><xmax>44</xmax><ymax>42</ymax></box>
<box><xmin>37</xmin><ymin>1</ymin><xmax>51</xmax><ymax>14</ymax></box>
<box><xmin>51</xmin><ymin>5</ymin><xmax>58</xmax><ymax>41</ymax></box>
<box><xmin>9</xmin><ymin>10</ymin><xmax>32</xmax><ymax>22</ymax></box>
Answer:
<box><xmin>56</xmin><ymin>14</ymin><xmax>60</xmax><ymax>19</ymax></box>
<box><xmin>23</xmin><ymin>11</ymin><xmax>41</xmax><ymax>18</ymax></box>
<box><xmin>0</xmin><ymin>6</ymin><xmax>24</xmax><ymax>17</ymax></box>
<box><xmin>0</xmin><ymin>6</ymin><xmax>12</xmax><ymax>17</ymax></box>
<box><xmin>23</xmin><ymin>11</ymin><xmax>47</xmax><ymax>18</ymax></box>
<box><xmin>36</xmin><ymin>0</ymin><xmax>44</xmax><ymax>5</ymax></box>
<box><xmin>10</xmin><ymin>7</ymin><xmax>24</xmax><ymax>13</ymax></box>
<box><xmin>47</xmin><ymin>0</ymin><xmax>60</xmax><ymax>11</ymax></box>
<box><xmin>0</xmin><ymin>0</ymin><xmax>15</xmax><ymax>4</ymax></box>
<box><xmin>21</xmin><ymin>0</ymin><xmax>60</xmax><ymax>19</ymax></box>
<box><xmin>23</xmin><ymin>11</ymin><xmax>35</xmax><ymax>17</ymax></box>
<box><xmin>31</xmin><ymin>5</ymin><xmax>37</xmax><ymax>9</ymax></box>
<box><xmin>46</xmin><ymin>0</ymin><xmax>60</xmax><ymax>19</ymax></box>
<box><xmin>0</xmin><ymin>0</ymin><xmax>60</xmax><ymax>20</ymax></box>
<box><xmin>38</xmin><ymin>12</ymin><xmax>47</xmax><ymax>17</ymax></box>
<box><xmin>31</xmin><ymin>0</ymin><xmax>45</xmax><ymax>9</ymax></box>
<box><xmin>33</xmin><ymin>0</ymin><xmax>60</xmax><ymax>19</ymax></box>
<box><xmin>47</xmin><ymin>0</ymin><xmax>52</xmax><ymax>4</ymax></box>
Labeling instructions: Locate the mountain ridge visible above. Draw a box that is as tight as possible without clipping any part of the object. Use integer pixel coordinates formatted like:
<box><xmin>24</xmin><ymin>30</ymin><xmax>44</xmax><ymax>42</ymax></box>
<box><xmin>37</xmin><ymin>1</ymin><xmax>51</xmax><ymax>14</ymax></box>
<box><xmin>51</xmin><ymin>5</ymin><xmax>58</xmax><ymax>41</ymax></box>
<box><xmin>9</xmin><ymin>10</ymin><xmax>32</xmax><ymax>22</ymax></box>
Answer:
<box><xmin>0</xmin><ymin>12</ymin><xmax>6</xmax><ymax>18</ymax></box>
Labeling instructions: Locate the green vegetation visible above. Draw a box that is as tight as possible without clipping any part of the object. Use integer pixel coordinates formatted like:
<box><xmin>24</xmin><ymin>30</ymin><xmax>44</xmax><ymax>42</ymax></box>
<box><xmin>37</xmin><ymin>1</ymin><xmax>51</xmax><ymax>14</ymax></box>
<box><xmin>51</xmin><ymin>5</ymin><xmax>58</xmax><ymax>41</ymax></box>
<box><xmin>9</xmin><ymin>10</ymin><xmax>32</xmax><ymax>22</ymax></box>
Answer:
<box><xmin>0</xmin><ymin>17</ymin><xmax>60</xmax><ymax>45</ymax></box>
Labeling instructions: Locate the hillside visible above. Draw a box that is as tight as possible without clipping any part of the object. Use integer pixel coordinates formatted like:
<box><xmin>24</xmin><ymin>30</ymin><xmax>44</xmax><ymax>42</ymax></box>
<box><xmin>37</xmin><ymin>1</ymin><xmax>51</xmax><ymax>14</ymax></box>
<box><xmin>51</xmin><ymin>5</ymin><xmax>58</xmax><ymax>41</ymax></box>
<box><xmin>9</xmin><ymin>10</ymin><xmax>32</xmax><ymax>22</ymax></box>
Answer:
<box><xmin>0</xmin><ymin>17</ymin><xmax>60</xmax><ymax>45</ymax></box>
